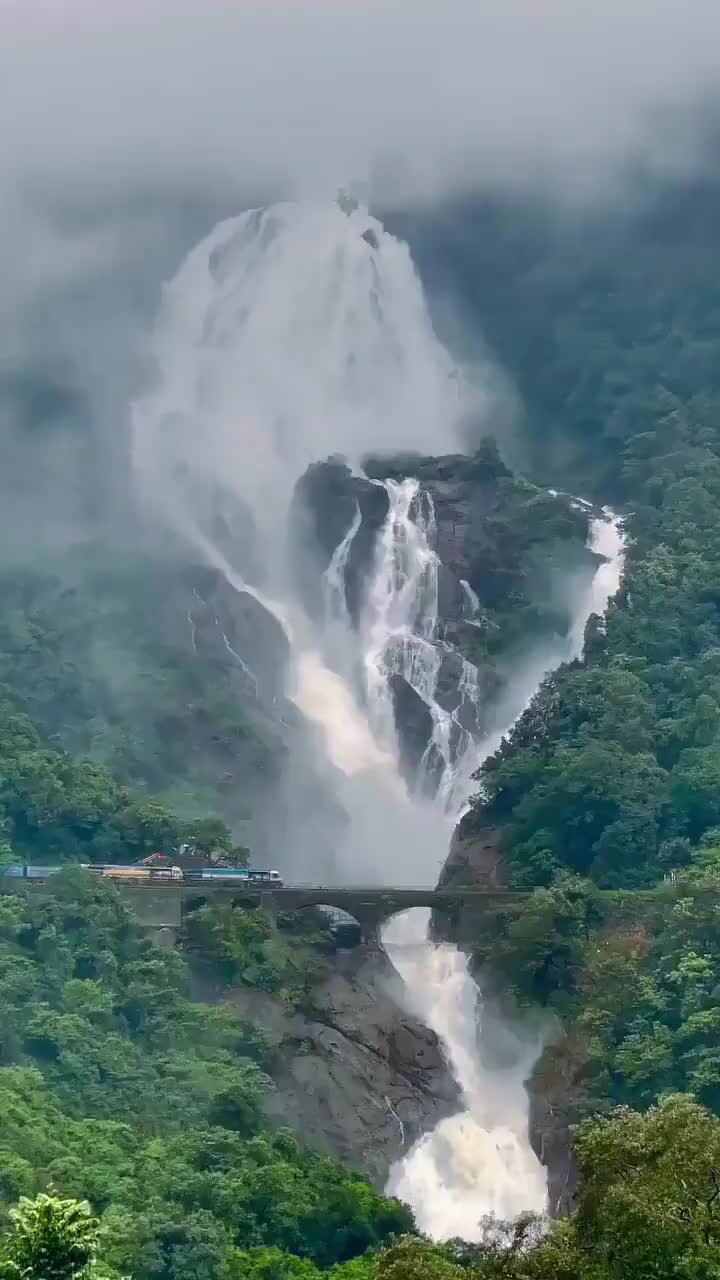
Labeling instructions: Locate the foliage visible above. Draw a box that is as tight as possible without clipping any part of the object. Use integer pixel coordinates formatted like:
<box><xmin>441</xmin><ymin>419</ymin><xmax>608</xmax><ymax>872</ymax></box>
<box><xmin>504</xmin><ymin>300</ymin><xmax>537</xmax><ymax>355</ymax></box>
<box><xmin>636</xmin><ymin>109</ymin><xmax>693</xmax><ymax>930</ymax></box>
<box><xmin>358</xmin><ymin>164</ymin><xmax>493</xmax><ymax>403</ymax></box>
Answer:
<box><xmin>433</xmin><ymin>184</ymin><xmax>720</xmax><ymax>1177</ymax></box>
<box><xmin>362</xmin><ymin>1098</ymin><xmax>720</xmax><ymax>1278</ymax></box>
<box><xmin>0</xmin><ymin>873</ymin><xmax>411</xmax><ymax>1280</ymax></box>
<box><xmin>0</xmin><ymin>1194</ymin><xmax>101</xmax><ymax>1280</ymax></box>
<box><xmin>13</xmin><ymin>1100</ymin><xmax>720</xmax><ymax>1280</ymax></box>
<box><xmin>0</xmin><ymin>703</ymin><xmax>240</xmax><ymax>866</ymax></box>
<box><xmin>0</xmin><ymin>552</ymin><xmax>279</xmax><ymax>836</ymax></box>
<box><xmin>181</xmin><ymin>905</ymin><xmax>329</xmax><ymax>1007</ymax></box>
<box><xmin>464</xmin><ymin>397</ymin><xmax>720</xmax><ymax>888</ymax></box>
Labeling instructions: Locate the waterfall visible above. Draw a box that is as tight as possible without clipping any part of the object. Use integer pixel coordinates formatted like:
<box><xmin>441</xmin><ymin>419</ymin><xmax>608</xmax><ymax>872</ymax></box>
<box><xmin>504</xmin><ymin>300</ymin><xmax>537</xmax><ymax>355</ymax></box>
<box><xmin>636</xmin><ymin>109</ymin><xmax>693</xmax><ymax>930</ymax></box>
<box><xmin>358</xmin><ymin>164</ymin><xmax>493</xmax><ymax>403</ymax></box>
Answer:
<box><xmin>460</xmin><ymin>578</ymin><xmax>482</xmax><ymax>623</ymax></box>
<box><xmin>361</xmin><ymin>477</ymin><xmax>483</xmax><ymax>804</ymax></box>
<box><xmin>133</xmin><ymin>197</ymin><xmax>625</xmax><ymax>1239</ymax></box>
<box><xmin>381</xmin><ymin>506</ymin><xmax>625</xmax><ymax>1236</ymax></box>
<box><xmin>323</xmin><ymin>502</ymin><xmax>362</xmax><ymax>627</ymax></box>
<box><xmin>383</xmin><ymin>911</ymin><xmax>548</xmax><ymax>1233</ymax></box>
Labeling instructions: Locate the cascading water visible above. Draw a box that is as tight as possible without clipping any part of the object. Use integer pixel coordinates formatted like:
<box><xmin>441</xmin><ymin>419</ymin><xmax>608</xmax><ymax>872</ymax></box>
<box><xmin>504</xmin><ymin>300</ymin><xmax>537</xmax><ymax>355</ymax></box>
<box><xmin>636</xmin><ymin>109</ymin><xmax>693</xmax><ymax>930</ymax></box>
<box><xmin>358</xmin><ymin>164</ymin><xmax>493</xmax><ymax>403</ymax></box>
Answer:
<box><xmin>383</xmin><ymin>915</ymin><xmax>549</xmax><ymax>1233</ymax></box>
<box><xmin>133</xmin><ymin>197</ymin><xmax>626</xmax><ymax>1239</ymax></box>
<box><xmin>324</xmin><ymin>503</ymin><xmax>362</xmax><ymax>629</ymax></box>
<box><xmin>360</xmin><ymin>477</ymin><xmax>485</xmax><ymax>805</ymax></box>
<box><xmin>382</xmin><ymin>506</ymin><xmax>625</xmax><ymax>1238</ymax></box>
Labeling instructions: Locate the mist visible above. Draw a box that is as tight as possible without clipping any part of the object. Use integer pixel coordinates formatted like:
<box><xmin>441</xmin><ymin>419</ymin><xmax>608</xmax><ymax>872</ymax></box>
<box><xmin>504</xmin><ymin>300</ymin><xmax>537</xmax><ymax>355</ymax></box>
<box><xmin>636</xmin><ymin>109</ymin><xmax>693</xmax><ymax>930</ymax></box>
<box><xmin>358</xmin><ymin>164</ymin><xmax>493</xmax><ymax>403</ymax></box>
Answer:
<box><xmin>0</xmin><ymin>0</ymin><xmax>718</xmax><ymax>554</ymax></box>
<box><xmin>3</xmin><ymin>0</ymin><xmax>720</xmax><ymax>214</ymax></box>
<box><xmin>131</xmin><ymin>202</ymin><xmax>476</xmax><ymax>576</ymax></box>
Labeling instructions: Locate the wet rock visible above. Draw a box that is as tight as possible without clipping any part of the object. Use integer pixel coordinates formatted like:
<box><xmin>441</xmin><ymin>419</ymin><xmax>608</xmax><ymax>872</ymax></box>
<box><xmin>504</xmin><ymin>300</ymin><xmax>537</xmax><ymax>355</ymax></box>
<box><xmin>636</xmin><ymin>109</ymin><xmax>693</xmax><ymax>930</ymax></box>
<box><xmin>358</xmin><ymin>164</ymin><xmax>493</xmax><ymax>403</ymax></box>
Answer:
<box><xmin>290</xmin><ymin>458</ymin><xmax>389</xmax><ymax>621</ymax></box>
<box><xmin>389</xmin><ymin>673</ymin><xmax>433</xmax><ymax>781</ymax></box>
<box><xmin>528</xmin><ymin>1034</ymin><xmax>587</xmax><ymax>1218</ymax></box>
<box><xmin>439</xmin><ymin>820</ymin><xmax>505</xmax><ymax>889</ymax></box>
<box><xmin>192</xmin><ymin>950</ymin><xmax>460</xmax><ymax>1188</ymax></box>
<box><xmin>437</xmin><ymin>563</ymin><xmax>465</xmax><ymax>621</ymax></box>
<box><xmin>180</xmin><ymin>564</ymin><xmax>290</xmax><ymax>700</ymax></box>
<box><xmin>433</xmin><ymin>650</ymin><xmax>466</xmax><ymax>713</ymax></box>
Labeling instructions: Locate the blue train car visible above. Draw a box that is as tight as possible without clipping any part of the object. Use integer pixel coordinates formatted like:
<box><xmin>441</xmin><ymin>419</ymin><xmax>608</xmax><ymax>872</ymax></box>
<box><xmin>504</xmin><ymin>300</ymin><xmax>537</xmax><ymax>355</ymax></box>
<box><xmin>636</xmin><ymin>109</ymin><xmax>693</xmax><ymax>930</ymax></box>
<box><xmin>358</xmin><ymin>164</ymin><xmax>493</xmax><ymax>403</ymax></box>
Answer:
<box><xmin>1</xmin><ymin>865</ymin><xmax>62</xmax><ymax>880</ymax></box>
<box><xmin>184</xmin><ymin>867</ymin><xmax>283</xmax><ymax>885</ymax></box>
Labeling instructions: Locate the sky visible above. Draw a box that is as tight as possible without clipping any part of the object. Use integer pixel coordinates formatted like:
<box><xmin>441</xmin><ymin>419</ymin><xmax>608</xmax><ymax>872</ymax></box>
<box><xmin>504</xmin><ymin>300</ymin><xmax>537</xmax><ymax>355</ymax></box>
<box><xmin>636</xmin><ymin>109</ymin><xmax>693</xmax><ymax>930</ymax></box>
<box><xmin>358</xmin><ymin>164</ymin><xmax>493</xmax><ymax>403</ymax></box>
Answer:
<box><xmin>2</xmin><ymin>0</ymin><xmax>719</xmax><ymax>212</ymax></box>
<box><xmin>1</xmin><ymin>0</ymin><xmax>719</xmax><ymax>542</ymax></box>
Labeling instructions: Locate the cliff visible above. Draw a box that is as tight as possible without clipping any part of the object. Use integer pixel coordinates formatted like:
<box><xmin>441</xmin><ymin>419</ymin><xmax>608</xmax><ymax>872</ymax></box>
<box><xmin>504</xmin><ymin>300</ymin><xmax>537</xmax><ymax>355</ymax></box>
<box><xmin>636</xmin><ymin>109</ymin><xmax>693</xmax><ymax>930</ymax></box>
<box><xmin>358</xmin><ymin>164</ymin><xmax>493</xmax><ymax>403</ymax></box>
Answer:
<box><xmin>191</xmin><ymin>946</ymin><xmax>460</xmax><ymax>1188</ymax></box>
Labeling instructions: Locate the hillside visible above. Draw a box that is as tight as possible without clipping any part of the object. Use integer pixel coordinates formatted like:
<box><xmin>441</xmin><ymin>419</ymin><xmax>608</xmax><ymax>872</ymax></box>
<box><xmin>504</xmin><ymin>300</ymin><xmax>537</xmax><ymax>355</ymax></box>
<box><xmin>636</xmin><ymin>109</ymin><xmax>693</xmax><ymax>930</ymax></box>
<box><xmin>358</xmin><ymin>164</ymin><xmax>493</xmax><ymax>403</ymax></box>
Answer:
<box><xmin>4</xmin><ymin>170</ymin><xmax>720</xmax><ymax>1278</ymax></box>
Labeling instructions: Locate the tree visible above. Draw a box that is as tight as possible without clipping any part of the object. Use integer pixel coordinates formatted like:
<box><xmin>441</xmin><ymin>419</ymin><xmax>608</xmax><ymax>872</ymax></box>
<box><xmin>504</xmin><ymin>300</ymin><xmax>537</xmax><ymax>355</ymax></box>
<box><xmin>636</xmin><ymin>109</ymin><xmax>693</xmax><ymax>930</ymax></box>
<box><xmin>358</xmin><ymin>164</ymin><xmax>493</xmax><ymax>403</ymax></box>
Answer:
<box><xmin>0</xmin><ymin>1194</ymin><xmax>100</xmax><ymax>1280</ymax></box>
<box><xmin>179</xmin><ymin>819</ymin><xmax>232</xmax><ymax>860</ymax></box>
<box><xmin>573</xmin><ymin>1095</ymin><xmax>720</xmax><ymax>1279</ymax></box>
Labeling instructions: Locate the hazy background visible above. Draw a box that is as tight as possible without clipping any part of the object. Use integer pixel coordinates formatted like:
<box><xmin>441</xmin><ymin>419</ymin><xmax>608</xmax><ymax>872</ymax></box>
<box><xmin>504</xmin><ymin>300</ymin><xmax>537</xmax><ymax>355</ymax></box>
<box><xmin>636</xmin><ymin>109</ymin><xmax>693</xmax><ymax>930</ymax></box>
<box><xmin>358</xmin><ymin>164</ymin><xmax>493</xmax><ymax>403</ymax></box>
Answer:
<box><xmin>3</xmin><ymin>0</ymin><xmax>720</xmax><ymax>209</ymax></box>
<box><xmin>2</xmin><ymin>0</ymin><xmax>719</xmax><ymax>538</ymax></box>
<box><xmin>0</xmin><ymin>0</ymin><xmax>718</xmax><ymax>853</ymax></box>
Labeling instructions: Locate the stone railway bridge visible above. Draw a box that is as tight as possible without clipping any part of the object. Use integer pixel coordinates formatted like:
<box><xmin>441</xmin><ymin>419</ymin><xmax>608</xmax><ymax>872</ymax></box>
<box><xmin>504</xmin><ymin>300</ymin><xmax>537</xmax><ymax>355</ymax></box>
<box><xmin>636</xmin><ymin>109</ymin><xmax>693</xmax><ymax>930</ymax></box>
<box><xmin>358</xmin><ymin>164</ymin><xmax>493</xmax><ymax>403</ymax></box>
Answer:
<box><xmin>111</xmin><ymin>882</ymin><xmax>529</xmax><ymax>946</ymax></box>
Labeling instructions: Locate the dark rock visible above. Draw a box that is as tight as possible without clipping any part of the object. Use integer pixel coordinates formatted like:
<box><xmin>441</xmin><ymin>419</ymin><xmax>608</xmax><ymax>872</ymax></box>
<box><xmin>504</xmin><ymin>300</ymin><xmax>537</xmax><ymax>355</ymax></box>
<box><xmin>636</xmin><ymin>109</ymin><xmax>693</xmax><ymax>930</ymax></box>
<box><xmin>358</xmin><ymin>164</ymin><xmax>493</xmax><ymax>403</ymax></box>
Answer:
<box><xmin>389</xmin><ymin>673</ymin><xmax>433</xmax><ymax>782</ymax></box>
<box><xmin>433</xmin><ymin>649</ymin><xmax>466</xmax><ymax>713</ymax></box>
<box><xmin>437</xmin><ymin>563</ymin><xmax>465</xmax><ymax>621</ymax></box>
<box><xmin>179</xmin><ymin>564</ymin><xmax>290</xmax><ymax>700</ymax></box>
<box><xmin>528</xmin><ymin>1035</ymin><xmax>585</xmax><ymax>1218</ymax></box>
<box><xmin>290</xmin><ymin>458</ymin><xmax>389</xmax><ymax>621</ymax></box>
<box><xmin>191</xmin><ymin>949</ymin><xmax>460</xmax><ymax>1188</ymax></box>
<box><xmin>439</xmin><ymin>820</ymin><xmax>505</xmax><ymax>889</ymax></box>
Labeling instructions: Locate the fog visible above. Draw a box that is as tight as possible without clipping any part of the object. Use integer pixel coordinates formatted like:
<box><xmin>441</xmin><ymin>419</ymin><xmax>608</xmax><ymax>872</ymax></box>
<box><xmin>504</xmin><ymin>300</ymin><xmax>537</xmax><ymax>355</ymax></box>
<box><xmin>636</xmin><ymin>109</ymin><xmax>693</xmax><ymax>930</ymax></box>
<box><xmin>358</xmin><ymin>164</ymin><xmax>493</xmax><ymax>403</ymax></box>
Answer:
<box><xmin>0</xmin><ymin>0</ymin><xmax>714</xmax><ymax>859</ymax></box>
<box><xmin>3</xmin><ymin>0</ymin><xmax>720</xmax><ymax>213</ymax></box>
<box><xmin>1</xmin><ymin>0</ymin><xmax>719</xmax><ymax>545</ymax></box>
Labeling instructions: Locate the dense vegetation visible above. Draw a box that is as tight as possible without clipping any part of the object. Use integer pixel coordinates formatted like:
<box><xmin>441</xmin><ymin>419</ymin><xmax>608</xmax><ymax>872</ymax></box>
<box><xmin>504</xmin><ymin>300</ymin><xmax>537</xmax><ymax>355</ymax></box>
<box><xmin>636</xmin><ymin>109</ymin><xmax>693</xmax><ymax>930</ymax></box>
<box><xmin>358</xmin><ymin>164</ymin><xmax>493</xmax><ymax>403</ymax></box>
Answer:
<box><xmin>0</xmin><ymin>548</ymin><xmax>282</xmax><ymax>832</ymax></box>
<box><xmin>467</xmin><ymin>396</ymin><xmax>720</xmax><ymax>889</ymax></box>
<box><xmin>0</xmin><ymin>870</ymin><xmax>410</xmax><ymax>1280</ymax></box>
<box><xmin>0</xmin><ymin>704</ymin><xmax>250</xmax><ymax>867</ymax></box>
<box><xmin>8</xmin><ymin>1092</ymin><xmax>720</xmax><ymax>1280</ymax></box>
<box><xmin>423</xmin><ymin>179</ymin><xmax>720</xmax><ymax>1148</ymax></box>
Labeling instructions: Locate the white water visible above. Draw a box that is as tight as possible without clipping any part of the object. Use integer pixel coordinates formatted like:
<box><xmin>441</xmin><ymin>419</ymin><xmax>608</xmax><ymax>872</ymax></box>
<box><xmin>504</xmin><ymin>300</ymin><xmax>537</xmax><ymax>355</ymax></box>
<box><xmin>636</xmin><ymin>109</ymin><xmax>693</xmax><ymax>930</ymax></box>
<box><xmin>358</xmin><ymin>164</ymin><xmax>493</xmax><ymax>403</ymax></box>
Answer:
<box><xmin>460</xmin><ymin>578</ymin><xmax>482</xmax><ymax>623</ymax></box>
<box><xmin>133</xmin><ymin>199</ymin><xmax>626</xmax><ymax>1239</ymax></box>
<box><xmin>383</xmin><ymin>912</ymin><xmax>548</xmax><ymax>1233</ymax></box>
<box><xmin>361</xmin><ymin>476</ymin><xmax>486</xmax><ymax>806</ymax></box>
<box><xmin>324</xmin><ymin>502</ymin><xmax>362</xmax><ymax>629</ymax></box>
<box><xmin>383</xmin><ymin>505</ymin><xmax>625</xmax><ymax>1239</ymax></box>
<box><xmin>133</xmin><ymin>201</ymin><xmax>471</xmax><ymax>568</ymax></box>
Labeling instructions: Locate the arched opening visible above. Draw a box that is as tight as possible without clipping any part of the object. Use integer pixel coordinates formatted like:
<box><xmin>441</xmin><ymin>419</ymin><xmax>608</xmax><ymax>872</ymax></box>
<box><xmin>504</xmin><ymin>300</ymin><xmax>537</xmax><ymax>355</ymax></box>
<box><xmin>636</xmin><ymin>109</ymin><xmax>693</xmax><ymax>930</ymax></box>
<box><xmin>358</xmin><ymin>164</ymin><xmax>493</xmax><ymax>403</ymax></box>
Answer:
<box><xmin>292</xmin><ymin>903</ymin><xmax>363</xmax><ymax>949</ymax></box>
<box><xmin>230</xmin><ymin>895</ymin><xmax>266</xmax><ymax>912</ymax></box>
<box><xmin>183</xmin><ymin>895</ymin><xmax>208</xmax><ymax>915</ymax></box>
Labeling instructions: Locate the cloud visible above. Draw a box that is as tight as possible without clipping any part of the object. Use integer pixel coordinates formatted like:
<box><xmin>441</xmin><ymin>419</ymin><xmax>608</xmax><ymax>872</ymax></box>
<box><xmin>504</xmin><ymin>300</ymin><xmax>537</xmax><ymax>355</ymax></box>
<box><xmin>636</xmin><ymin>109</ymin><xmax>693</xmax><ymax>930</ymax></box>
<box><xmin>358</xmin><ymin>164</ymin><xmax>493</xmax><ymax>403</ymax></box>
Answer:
<box><xmin>0</xmin><ymin>0</ymin><xmax>718</xmax><ymax>551</ymax></box>
<box><xmin>2</xmin><ymin>0</ymin><xmax>720</xmax><ymax>210</ymax></box>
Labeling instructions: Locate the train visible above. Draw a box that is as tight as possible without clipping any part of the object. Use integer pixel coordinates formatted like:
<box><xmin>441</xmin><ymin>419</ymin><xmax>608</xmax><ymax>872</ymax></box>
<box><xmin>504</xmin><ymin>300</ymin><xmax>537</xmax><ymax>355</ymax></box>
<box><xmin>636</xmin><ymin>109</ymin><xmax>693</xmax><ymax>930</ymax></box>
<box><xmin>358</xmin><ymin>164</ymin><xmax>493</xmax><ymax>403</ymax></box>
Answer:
<box><xmin>1</xmin><ymin>864</ymin><xmax>284</xmax><ymax>885</ymax></box>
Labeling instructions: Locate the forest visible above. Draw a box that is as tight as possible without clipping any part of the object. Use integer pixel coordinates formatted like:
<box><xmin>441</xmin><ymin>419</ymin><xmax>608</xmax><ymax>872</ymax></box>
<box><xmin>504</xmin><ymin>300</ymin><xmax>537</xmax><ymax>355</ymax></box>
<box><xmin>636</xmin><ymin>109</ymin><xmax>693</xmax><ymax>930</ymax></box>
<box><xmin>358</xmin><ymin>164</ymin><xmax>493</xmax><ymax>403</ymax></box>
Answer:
<box><xmin>443</xmin><ymin>179</ymin><xmax>720</xmax><ymax>1157</ymax></box>
<box><xmin>5</xmin><ymin>172</ymin><xmax>720</xmax><ymax>1279</ymax></box>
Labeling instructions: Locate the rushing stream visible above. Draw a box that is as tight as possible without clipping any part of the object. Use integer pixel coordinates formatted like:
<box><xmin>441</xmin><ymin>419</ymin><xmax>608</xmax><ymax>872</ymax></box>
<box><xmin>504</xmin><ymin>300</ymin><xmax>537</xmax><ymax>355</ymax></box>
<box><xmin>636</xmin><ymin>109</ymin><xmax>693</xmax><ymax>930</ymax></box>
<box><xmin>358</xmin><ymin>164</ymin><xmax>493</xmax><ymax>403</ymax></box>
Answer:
<box><xmin>133</xmin><ymin>198</ymin><xmax>625</xmax><ymax>1238</ymax></box>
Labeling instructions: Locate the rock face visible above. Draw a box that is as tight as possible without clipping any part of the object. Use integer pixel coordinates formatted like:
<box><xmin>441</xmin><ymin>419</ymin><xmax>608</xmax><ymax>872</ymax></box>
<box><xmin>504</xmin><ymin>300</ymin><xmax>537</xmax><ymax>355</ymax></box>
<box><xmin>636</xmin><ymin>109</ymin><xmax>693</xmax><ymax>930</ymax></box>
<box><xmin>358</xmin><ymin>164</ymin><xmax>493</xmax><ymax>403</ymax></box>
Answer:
<box><xmin>388</xmin><ymin>674</ymin><xmax>434</xmax><ymax>783</ymax></box>
<box><xmin>528</xmin><ymin>1034</ymin><xmax>587</xmax><ymax>1218</ymax></box>
<box><xmin>439</xmin><ymin>818</ymin><xmax>506</xmax><ymax>889</ymax></box>
<box><xmin>192</xmin><ymin>949</ymin><xmax>460</xmax><ymax>1188</ymax></box>
<box><xmin>292</xmin><ymin>444</ymin><xmax>594</xmax><ymax>785</ymax></box>
<box><xmin>289</xmin><ymin>457</ymin><xmax>389</xmax><ymax>623</ymax></box>
<box><xmin>155</xmin><ymin>560</ymin><xmax>347</xmax><ymax>874</ymax></box>
<box><xmin>176</xmin><ymin>563</ymin><xmax>290</xmax><ymax>701</ymax></box>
